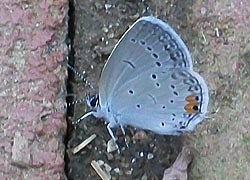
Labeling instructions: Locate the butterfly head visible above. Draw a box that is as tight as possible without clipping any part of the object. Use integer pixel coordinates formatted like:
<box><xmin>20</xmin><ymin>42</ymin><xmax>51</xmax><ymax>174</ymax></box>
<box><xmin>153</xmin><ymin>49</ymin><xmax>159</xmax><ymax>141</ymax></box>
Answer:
<box><xmin>86</xmin><ymin>94</ymin><xmax>99</xmax><ymax>110</ymax></box>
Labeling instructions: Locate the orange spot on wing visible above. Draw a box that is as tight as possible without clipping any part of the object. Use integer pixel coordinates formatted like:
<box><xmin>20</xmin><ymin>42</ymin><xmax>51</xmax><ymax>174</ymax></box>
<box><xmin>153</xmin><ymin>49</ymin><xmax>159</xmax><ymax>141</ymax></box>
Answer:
<box><xmin>185</xmin><ymin>95</ymin><xmax>195</xmax><ymax>102</ymax></box>
<box><xmin>184</xmin><ymin>104</ymin><xmax>197</xmax><ymax>113</ymax></box>
<box><xmin>185</xmin><ymin>95</ymin><xmax>199</xmax><ymax>113</ymax></box>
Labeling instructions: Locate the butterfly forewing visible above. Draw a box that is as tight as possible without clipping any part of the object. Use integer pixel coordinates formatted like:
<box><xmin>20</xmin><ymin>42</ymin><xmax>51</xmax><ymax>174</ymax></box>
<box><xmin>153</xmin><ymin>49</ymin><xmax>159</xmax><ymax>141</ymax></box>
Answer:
<box><xmin>99</xmin><ymin>16</ymin><xmax>193</xmax><ymax>108</ymax></box>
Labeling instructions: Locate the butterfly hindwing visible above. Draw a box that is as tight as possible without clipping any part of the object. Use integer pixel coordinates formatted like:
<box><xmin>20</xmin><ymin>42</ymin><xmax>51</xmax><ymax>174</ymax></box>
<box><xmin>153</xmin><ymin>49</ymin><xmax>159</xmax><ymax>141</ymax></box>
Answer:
<box><xmin>110</xmin><ymin>68</ymin><xmax>208</xmax><ymax>134</ymax></box>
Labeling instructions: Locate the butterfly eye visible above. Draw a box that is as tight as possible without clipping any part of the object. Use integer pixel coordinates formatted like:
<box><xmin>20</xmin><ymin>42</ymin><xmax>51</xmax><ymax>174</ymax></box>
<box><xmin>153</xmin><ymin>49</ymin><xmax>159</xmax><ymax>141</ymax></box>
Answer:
<box><xmin>89</xmin><ymin>95</ymin><xmax>99</xmax><ymax>108</ymax></box>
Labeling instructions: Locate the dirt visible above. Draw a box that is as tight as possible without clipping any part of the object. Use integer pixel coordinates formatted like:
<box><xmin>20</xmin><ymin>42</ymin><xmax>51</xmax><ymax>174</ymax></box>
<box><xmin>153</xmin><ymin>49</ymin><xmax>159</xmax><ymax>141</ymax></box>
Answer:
<box><xmin>65</xmin><ymin>0</ymin><xmax>250</xmax><ymax>179</ymax></box>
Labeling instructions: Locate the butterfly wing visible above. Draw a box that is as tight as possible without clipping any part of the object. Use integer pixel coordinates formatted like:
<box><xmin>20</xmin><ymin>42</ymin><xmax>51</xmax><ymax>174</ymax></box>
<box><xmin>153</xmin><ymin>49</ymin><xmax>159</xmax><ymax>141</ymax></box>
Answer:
<box><xmin>111</xmin><ymin>68</ymin><xmax>209</xmax><ymax>135</ymax></box>
<box><xmin>99</xmin><ymin>16</ymin><xmax>193</xmax><ymax>108</ymax></box>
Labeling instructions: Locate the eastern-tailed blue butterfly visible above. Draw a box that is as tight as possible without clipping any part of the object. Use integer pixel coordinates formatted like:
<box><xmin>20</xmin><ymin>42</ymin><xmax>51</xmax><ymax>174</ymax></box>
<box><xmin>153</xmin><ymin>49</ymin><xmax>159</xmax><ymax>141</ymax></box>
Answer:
<box><xmin>77</xmin><ymin>16</ymin><xmax>209</xmax><ymax>144</ymax></box>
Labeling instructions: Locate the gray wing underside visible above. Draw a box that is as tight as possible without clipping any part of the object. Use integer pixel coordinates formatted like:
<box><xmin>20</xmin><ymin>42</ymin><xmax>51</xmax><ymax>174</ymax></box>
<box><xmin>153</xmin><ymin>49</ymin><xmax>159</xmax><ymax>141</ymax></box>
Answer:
<box><xmin>111</xmin><ymin>68</ymin><xmax>208</xmax><ymax>135</ymax></box>
<box><xmin>98</xmin><ymin>16</ymin><xmax>193</xmax><ymax>107</ymax></box>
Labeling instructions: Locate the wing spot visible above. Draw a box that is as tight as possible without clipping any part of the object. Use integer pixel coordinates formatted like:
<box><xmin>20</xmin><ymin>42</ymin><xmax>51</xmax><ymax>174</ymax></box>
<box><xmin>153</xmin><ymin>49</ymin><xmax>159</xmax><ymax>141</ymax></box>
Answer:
<box><xmin>151</xmin><ymin>74</ymin><xmax>157</xmax><ymax>80</ymax></box>
<box><xmin>139</xmin><ymin>40</ymin><xmax>146</xmax><ymax>45</ymax></box>
<box><xmin>148</xmin><ymin>94</ymin><xmax>157</xmax><ymax>104</ymax></box>
<box><xmin>147</xmin><ymin>46</ymin><xmax>152</xmax><ymax>51</ymax></box>
<box><xmin>170</xmin><ymin>100</ymin><xmax>174</xmax><ymax>103</ymax></box>
<box><xmin>171</xmin><ymin>73</ymin><xmax>178</xmax><ymax>80</ymax></box>
<box><xmin>173</xmin><ymin>91</ymin><xmax>178</xmax><ymax>96</ymax></box>
<box><xmin>155</xmin><ymin>61</ymin><xmax>162</xmax><ymax>67</ymax></box>
<box><xmin>122</xmin><ymin>60</ymin><xmax>136</xmax><ymax>69</ymax></box>
<box><xmin>193</xmin><ymin>105</ymin><xmax>199</xmax><ymax>111</ymax></box>
<box><xmin>183</xmin><ymin>78</ymin><xmax>196</xmax><ymax>85</ymax></box>
<box><xmin>162</xmin><ymin>105</ymin><xmax>166</xmax><ymax>109</ymax></box>
<box><xmin>178</xmin><ymin>71</ymin><xmax>190</xmax><ymax>78</ymax></box>
<box><xmin>128</xmin><ymin>90</ymin><xmax>134</xmax><ymax>95</ymax></box>
<box><xmin>189</xmin><ymin>85</ymin><xmax>200</xmax><ymax>92</ymax></box>
<box><xmin>130</xmin><ymin>38</ymin><xmax>136</xmax><ymax>43</ymax></box>
<box><xmin>175</xmin><ymin>50</ymin><xmax>183</xmax><ymax>57</ymax></box>
<box><xmin>161</xmin><ymin>122</ymin><xmax>165</xmax><ymax>126</ymax></box>
<box><xmin>152</xmin><ymin>53</ymin><xmax>159</xmax><ymax>59</ymax></box>
<box><xmin>155</xmin><ymin>82</ymin><xmax>160</xmax><ymax>88</ymax></box>
<box><xmin>136</xmin><ymin>104</ymin><xmax>141</xmax><ymax>109</ymax></box>
<box><xmin>170</xmin><ymin>84</ymin><xmax>175</xmax><ymax>89</ymax></box>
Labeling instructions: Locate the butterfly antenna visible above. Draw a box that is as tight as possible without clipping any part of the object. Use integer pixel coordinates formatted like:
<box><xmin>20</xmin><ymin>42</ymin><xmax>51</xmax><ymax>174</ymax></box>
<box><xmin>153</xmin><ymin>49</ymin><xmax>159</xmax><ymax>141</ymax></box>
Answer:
<box><xmin>66</xmin><ymin>63</ymin><xmax>94</xmax><ymax>89</ymax></box>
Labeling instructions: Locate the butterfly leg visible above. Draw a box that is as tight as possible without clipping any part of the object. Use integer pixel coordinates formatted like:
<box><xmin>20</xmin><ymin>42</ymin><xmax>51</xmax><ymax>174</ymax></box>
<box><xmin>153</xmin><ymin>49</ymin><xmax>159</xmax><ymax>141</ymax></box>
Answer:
<box><xmin>119</xmin><ymin>125</ymin><xmax>129</xmax><ymax>148</ymax></box>
<box><xmin>72</xmin><ymin>111</ymin><xmax>94</xmax><ymax>124</ymax></box>
<box><xmin>107</xmin><ymin>123</ymin><xmax>121</xmax><ymax>154</ymax></box>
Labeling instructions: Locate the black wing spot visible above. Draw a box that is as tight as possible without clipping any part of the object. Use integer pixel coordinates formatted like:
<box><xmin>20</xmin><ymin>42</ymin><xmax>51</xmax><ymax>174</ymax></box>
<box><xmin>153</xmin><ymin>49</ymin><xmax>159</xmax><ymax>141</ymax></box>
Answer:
<box><xmin>152</xmin><ymin>53</ymin><xmax>159</xmax><ymax>59</ymax></box>
<box><xmin>171</xmin><ymin>73</ymin><xmax>178</xmax><ymax>80</ymax></box>
<box><xmin>173</xmin><ymin>91</ymin><xmax>178</xmax><ymax>96</ymax></box>
<box><xmin>128</xmin><ymin>90</ymin><xmax>134</xmax><ymax>95</ymax></box>
<box><xmin>193</xmin><ymin>105</ymin><xmax>199</xmax><ymax>111</ymax></box>
<box><xmin>147</xmin><ymin>46</ymin><xmax>152</xmax><ymax>51</ymax></box>
<box><xmin>136</xmin><ymin>104</ymin><xmax>141</xmax><ymax>109</ymax></box>
<box><xmin>148</xmin><ymin>94</ymin><xmax>157</xmax><ymax>104</ymax></box>
<box><xmin>130</xmin><ymin>38</ymin><xmax>136</xmax><ymax>43</ymax></box>
<box><xmin>161</xmin><ymin>122</ymin><xmax>165</xmax><ymax>126</ymax></box>
<box><xmin>164</xmin><ymin>44</ymin><xmax>170</xmax><ymax>51</ymax></box>
<box><xmin>162</xmin><ymin>105</ymin><xmax>166</xmax><ymax>109</ymax></box>
<box><xmin>170</xmin><ymin>84</ymin><xmax>175</xmax><ymax>89</ymax></box>
<box><xmin>151</xmin><ymin>74</ymin><xmax>157</xmax><ymax>80</ymax></box>
<box><xmin>139</xmin><ymin>40</ymin><xmax>146</xmax><ymax>45</ymax></box>
<box><xmin>155</xmin><ymin>61</ymin><xmax>162</xmax><ymax>67</ymax></box>
<box><xmin>175</xmin><ymin>50</ymin><xmax>183</xmax><ymax>58</ymax></box>
<box><xmin>155</xmin><ymin>82</ymin><xmax>160</xmax><ymax>88</ymax></box>
<box><xmin>178</xmin><ymin>71</ymin><xmax>190</xmax><ymax>78</ymax></box>
<box><xmin>123</xmin><ymin>60</ymin><xmax>136</xmax><ymax>69</ymax></box>
<box><xmin>170</xmin><ymin>100</ymin><xmax>174</xmax><ymax>103</ymax></box>
<box><xmin>188</xmin><ymin>85</ymin><xmax>200</xmax><ymax>92</ymax></box>
<box><xmin>183</xmin><ymin>78</ymin><xmax>196</xmax><ymax>85</ymax></box>
<box><xmin>172</xmin><ymin>113</ymin><xmax>176</xmax><ymax>121</ymax></box>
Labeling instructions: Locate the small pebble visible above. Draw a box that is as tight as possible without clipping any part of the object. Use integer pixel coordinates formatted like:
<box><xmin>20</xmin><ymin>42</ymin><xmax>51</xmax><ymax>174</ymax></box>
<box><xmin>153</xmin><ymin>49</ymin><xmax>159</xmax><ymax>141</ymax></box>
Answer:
<box><xmin>125</xmin><ymin>168</ymin><xmax>133</xmax><ymax>175</ymax></box>
<box><xmin>104</xmin><ymin>163</ymin><xmax>112</xmax><ymax>172</ymax></box>
<box><xmin>147</xmin><ymin>153</ymin><xmax>154</xmax><ymax>160</ymax></box>
<box><xmin>107</xmin><ymin>139</ymin><xmax>118</xmax><ymax>153</ymax></box>
<box><xmin>139</xmin><ymin>151</ymin><xmax>144</xmax><ymax>157</ymax></box>
<box><xmin>96</xmin><ymin>160</ymin><xmax>104</xmax><ymax>166</ymax></box>
<box><xmin>113</xmin><ymin>167</ymin><xmax>120</xmax><ymax>174</ymax></box>
<box><xmin>141</xmin><ymin>174</ymin><xmax>147</xmax><ymax>180</ymax></box>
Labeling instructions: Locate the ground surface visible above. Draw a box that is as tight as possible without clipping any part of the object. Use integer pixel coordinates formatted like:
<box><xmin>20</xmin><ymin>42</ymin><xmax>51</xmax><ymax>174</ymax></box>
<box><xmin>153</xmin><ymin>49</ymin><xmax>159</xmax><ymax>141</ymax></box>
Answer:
<box><xmin>0</xmin><ymin>0</ymin><xmax>68</xmax><ymax>179</ymax></box>
<box><xmin>66</xmin><ymin>0</ymin><xmax>250</xmax><ymax>180</ymax></box>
